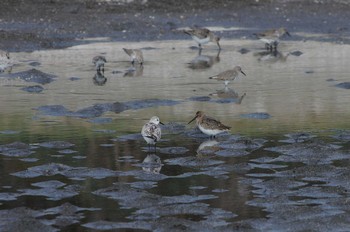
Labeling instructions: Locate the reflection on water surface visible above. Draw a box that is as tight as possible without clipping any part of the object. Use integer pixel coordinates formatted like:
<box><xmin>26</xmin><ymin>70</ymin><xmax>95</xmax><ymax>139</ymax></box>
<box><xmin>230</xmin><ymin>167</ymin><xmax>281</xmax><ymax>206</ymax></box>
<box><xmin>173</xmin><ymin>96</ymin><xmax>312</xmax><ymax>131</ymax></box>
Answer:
<box><xmin>0</xmin><ymin>38</ymin><xmax>349</xmax><ymax>231</ymax></box>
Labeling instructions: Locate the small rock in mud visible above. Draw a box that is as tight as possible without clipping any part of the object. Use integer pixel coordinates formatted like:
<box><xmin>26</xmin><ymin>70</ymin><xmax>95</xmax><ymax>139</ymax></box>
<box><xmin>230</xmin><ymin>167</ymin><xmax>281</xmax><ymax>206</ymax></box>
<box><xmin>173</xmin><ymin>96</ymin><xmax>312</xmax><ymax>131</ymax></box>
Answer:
<box><xmin>279</xmin><ymin>132</ymin><xmax>317</xmax><ymax>143</ymax></box>
<box><xmin>240</xmin><ymin>112</ymin><xmax>271</xmax><ymax>119</ymax></box>
<box><xmin>21</xmin><ymin>85</ymin><xmax>44</xmax><ymax>93</ymax></box>
<box><xmin>238</xmin><ymin>48</ymin><xmax>250</xmax><ymax>54</ymax></box>
<box><xmin>58</xmin><ymin>149</ymin><xmax>77</xmax><ymax>154</ymax></box>
<box><xmin>165</xmin><ymin>156</ymin><xmax>224</xmax><ymax>167</ymax></box>
<box><xmin>28</xmin><ymin>61</ymin><xmax>41</xmax><ymax>66</ymax></box>
<box><xmin>334</xmin><ymin>82</ymin><xmax>350</xmax><ymax>89</ymax></box>
<box><xmin>290</xmin><ymin>50</ymin><xmax>303</xmax><ymax>56</ymax></box>
<box><xmin>7</xmin><ymin>69</ymin><xmax>56</xmax><ymax>84</ymax></box>
<box><xmin>68</xmin><ymin>77</ymin><xmax>81</xmax><ymax>81</ymax></box>
<box><xmin>0</xmin><ymin>141</ymin><xmax>34</xmax><ymax>157</ymax></box>
<box><xmin>39</xmin><ymin>141</ymin><xmax>75</xmax><ymax>149</ymax></box>
<box><xmin>159</xmin><ymin>147</ymin><xmax>189</xmax><ymax>155</ymax></box>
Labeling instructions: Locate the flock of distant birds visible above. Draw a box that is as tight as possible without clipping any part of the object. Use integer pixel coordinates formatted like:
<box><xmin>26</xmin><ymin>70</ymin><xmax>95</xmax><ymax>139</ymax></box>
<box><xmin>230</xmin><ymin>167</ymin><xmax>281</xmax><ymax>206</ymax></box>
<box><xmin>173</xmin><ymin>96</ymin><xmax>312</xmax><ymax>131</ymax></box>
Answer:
<box><xmin>0</xmin><ymin>26</ymin><xmax>291</xmax><ymax>151</ymax></box>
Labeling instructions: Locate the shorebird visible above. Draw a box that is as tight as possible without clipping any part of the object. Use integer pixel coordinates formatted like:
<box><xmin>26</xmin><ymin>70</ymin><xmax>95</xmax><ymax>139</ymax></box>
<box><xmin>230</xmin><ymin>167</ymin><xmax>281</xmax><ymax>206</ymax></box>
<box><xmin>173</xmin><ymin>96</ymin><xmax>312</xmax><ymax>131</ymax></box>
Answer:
<box><xmin>92</xmin><ymin>56</ymin><xmax>107</xmax><ymax>73</ymax></box>
<box><xmin>184</xmin><ymin>27</ymin><xmax>221</xmax><ymax>50</ymax></box>
<box><xmin>209</xmin><ymin>66</ymin><xmax>246</xmax><ymax>86</ymax></box>
<box><xmin>141</xmin><ymin>116</ymin><xmax>164</xmax><ymax>151</ymax></box>
<box><xmin>123</xmin><ymin>48</ymin><xmax>144</xmax><ymax>65</ymax></box>
<box><xmin>254</xmin><ymin>27</ymin><xmax>291</xmax><ymax>51</ymax></box>
<box><xmin>0</xmin><ymin>50</ymin><xmax>12</xmax><ymax>72</ymax></box>
<box><xmin>188</xmin><ymin>111</ymin><xmax>231</xmax><ymax>137</ymax></box>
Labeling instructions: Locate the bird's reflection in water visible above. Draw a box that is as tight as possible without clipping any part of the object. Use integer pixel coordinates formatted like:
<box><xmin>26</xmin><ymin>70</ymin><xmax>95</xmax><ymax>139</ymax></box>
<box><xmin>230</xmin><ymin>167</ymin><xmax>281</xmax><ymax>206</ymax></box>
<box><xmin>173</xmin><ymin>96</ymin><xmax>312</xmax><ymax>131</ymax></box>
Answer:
<box><xmin>142</xmin><ymin>154</ymin><xmax>162</xmax><ymax>174</ymax></box>
<box><xmin>254</xmin><ymin>50</ymin><xmax>289</xmax><ymax>63</ymax></box>
<box><xmin>196</xmin><ymin>139</ymin><xmax>219</xmax><ymax>156</ymax></box>
<box><xmin>123</xmin><ymin>65</ymin><xmax>144</xmax><ymax>77</ymax></box>
<box><xmin>93</xmin><ymin>71</ymin><xmax>107</xmax><ymax>86</ymax></box>
<box><xmin>209</xmin><ymin>86</ymin><xmax>246</xmax><ymax>104</ymax></box>
<box><xmin>188</xmin><ymin>49</ymin><xmax>220</xmax><ymax>69</ymax></box>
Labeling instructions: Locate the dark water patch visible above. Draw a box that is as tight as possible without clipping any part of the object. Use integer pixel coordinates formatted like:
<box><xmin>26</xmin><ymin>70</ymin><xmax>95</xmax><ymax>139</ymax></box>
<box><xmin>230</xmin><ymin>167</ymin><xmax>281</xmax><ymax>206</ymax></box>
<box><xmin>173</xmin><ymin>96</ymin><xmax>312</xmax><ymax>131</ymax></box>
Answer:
<box><xmin>21</xmin><ymin>85</ymin><xmax>44</xmax><ymax>93</ymax></box>
<box><xmin>240</xmin><ymin>112</ymin><xmax>271</xmax><ymax>119</ymax></box>
<box><xmin>6</xmin><ymin>68</ymin><xmax>56</xmax><ymax>84</ymax></box>
<box><xmin>264</xmin><ymin>140</ymin><xmax>348</xmax><ymax>165</ymax></box>
<box><xmin>39</xmin><ymin>141</ymin><xmax>75</xmax><ymax>149</ymax></box>
<box><xmin>334</xmin><ymin>82</ymin><xmax>350</xmax><ymax>89</ymax></box>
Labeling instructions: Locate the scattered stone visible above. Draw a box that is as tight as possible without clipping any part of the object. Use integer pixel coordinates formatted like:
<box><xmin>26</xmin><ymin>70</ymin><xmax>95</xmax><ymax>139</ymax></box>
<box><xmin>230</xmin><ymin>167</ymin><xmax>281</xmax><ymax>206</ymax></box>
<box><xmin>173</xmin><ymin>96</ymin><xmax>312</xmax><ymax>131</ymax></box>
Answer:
<box><xmin>21</xmin><ymin>85</ymin><xmax>44</xmax><ymax>93</ymax></box>
<box><xmin>335</xmin><ymin>82</ymin><xmax>350</xmax><ymax>89</ymax></box>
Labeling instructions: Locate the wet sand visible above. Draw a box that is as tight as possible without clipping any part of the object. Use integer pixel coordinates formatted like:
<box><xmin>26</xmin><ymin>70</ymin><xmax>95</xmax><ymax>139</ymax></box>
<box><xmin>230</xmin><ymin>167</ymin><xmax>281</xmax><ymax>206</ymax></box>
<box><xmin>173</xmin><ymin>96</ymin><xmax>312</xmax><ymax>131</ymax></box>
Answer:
<box><xmin>1</xmin><ymin>0</ymin><xmax>350</xmax><ymax>51</ymax></box>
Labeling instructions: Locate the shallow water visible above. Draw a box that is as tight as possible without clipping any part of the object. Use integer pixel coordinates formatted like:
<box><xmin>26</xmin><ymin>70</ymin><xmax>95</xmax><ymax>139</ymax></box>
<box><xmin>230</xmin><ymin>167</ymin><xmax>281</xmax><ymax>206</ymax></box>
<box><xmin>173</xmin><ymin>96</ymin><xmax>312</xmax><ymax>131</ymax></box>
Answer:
<box><xmin>0</xmin><ymin>38</ymin><xmax>350</xmax><ymax>231</ymax></box>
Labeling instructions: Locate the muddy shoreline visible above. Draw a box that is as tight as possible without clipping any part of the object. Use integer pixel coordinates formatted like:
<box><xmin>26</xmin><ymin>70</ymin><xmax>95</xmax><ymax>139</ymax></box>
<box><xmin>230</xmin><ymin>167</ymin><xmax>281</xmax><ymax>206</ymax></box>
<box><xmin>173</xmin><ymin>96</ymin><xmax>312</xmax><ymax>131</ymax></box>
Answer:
<box><xmin>1</xmin><ymin>0</ymin><xmax>350</xmax><ymax>51</ymax></box>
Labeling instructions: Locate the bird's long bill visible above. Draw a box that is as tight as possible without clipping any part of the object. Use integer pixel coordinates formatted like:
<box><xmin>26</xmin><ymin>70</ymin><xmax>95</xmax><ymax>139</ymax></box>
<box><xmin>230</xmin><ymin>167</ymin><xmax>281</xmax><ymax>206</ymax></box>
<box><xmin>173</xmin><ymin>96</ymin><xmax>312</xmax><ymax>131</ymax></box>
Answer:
<box><xmin>160</xmin><ymin>122</ymin><xmax>164</xmax><ymax>125</ymax></box>
<box><xmin>241</xmin><ymin>70</ymin><xmax>246</xmax><ymax>76</ymax></box>
<box><xmin>188</xmin><ymin>115</ymin><xmax>197</xmax><ymax>124</ymax></box>
<box><xmin>286</xmin><ymin>31</ymin><xmax>291</xmax><ymax>37</ymax></box>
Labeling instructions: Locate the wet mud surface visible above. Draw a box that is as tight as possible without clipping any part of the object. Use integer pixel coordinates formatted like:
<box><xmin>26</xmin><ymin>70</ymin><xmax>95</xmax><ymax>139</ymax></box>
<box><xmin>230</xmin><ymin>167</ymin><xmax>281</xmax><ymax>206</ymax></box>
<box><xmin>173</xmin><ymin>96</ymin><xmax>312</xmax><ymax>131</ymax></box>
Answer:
<box><xmin>1</xmin><ymin>0</ymin><xmax>350</xmax><ymax>51</ymax></box>
<box><xmin>0</xmin><ymin>0</ymin><xmax>350</xmax><ymax>231</ymax></box>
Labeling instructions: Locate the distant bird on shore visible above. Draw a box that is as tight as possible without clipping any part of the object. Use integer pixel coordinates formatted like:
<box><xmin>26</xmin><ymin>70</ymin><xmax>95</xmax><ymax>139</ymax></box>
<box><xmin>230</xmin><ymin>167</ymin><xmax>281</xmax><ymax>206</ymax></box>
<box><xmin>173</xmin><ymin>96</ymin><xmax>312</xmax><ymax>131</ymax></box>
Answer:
<box><xmin>123</xmin><ymin>48</ymin><xmax>144</xmax><ymax>65</ymax></box>
<box><xmin>92</xmin><ymin>55</ymin><xmax>107</xmax><ymax>73</ymax></box>
<box><xmin>141</xmin><ymin>116</ymin><xmax>164</xmax><ymax>151</ymax></box>
<box><xmin>254</xmin><ymin>27</ymin><xmax>291</xmax><ymax>51</ymax></box>
<box><xmin>188</xmin><ymin>111</ymin><xmax>230</xmax><ymax>137</ymax></box>
<box><xmin>183</xmin><ymin>27</ymin><xmax>221</xmax><ymax>50</ymax></box>
<box><xmin>209</xmin><ymin>66</ymin><xmax>246</xmax><ymax>86</ymax></box>
<box><xmin>0</xmin><ymin>50</ymin><xmax>13</xmax><ymax>72</ymax></box>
